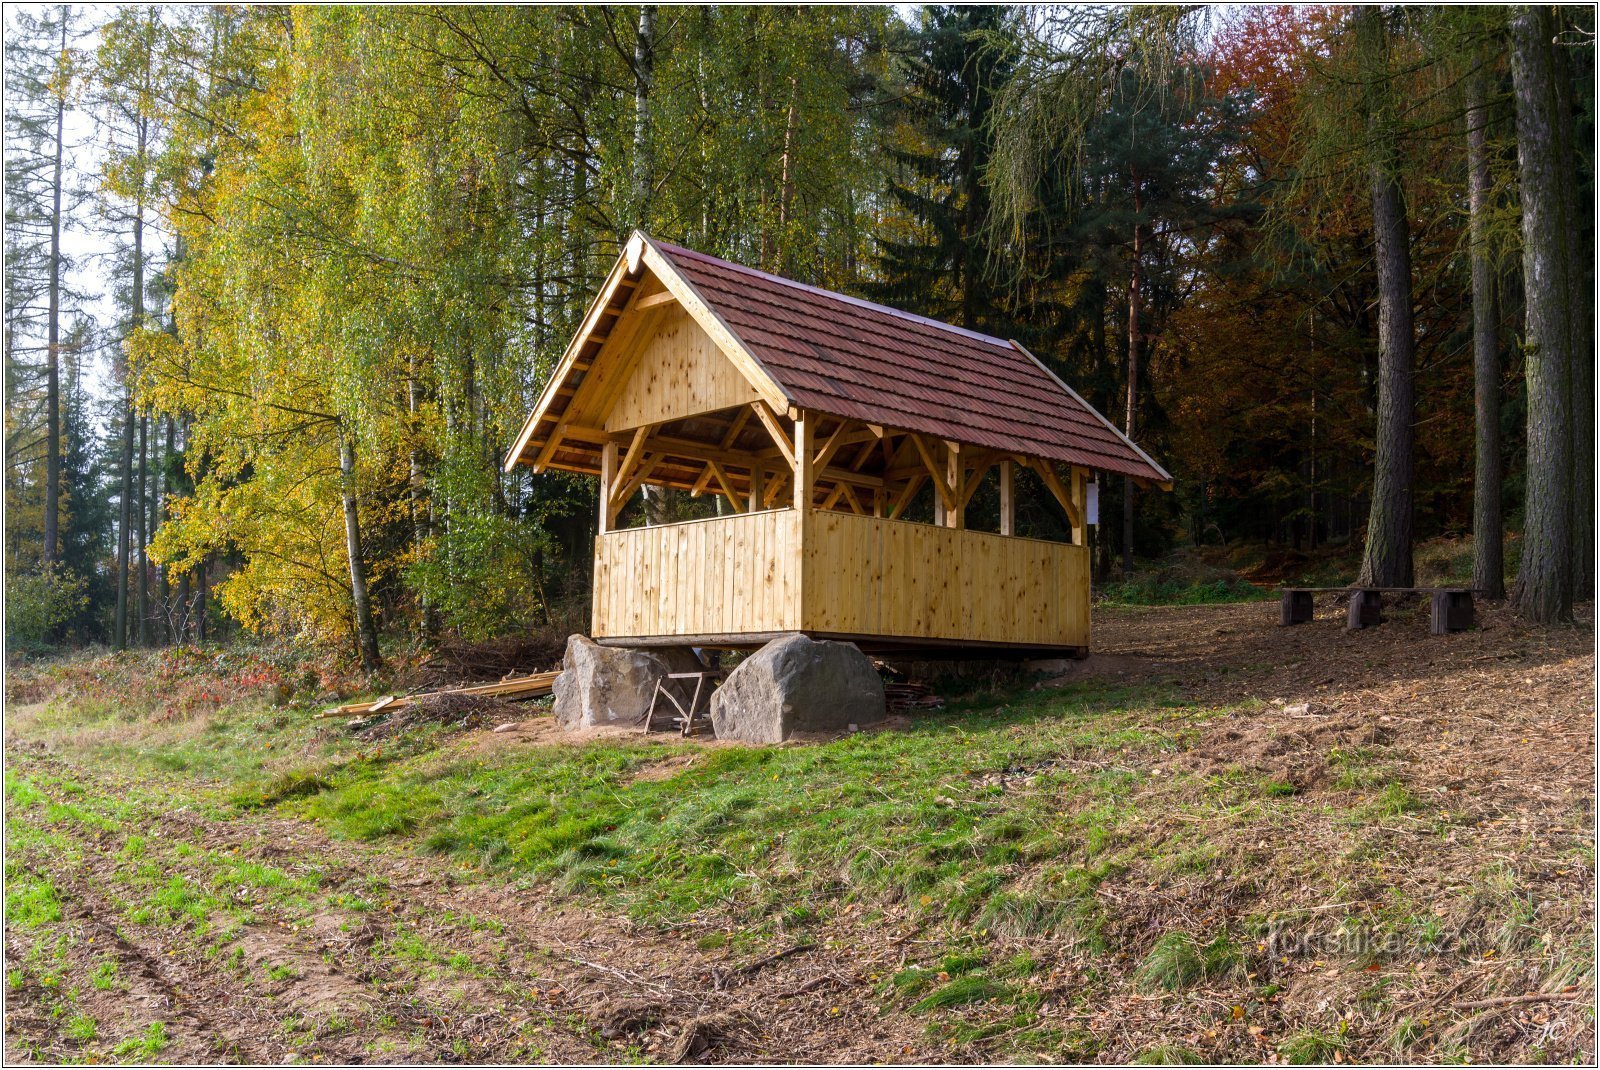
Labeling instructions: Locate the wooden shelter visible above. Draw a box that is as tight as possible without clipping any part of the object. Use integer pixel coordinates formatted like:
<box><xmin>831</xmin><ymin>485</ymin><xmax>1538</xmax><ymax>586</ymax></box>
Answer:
<box><xmin>505</xmin><ymin>232</ymin><xmax>1171</xmax><ymax>655</ymax></box>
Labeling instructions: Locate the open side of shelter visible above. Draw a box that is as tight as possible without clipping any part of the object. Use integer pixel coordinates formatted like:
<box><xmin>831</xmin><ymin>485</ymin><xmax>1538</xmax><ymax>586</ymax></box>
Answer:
<box><xmin>505</xmin><ymin>231</ymin><xmax>1172</xmax><ymax>656</ymax></box>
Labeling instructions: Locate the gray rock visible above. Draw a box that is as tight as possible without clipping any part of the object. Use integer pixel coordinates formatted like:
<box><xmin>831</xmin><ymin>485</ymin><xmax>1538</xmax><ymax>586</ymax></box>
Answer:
<box><xmin>552</xmin><ymin>635</ymin><xmax>705</xmax><ymax>731</ymax></box>
<box><xmin>710</xmin><ymin>634</ymin><xmax>884</xmax><ymax>744</ymax></box>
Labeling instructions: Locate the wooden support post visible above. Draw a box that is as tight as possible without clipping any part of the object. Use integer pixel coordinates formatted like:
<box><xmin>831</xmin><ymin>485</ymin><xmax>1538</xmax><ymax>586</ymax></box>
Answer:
<box><xmin>945</xmin><ymin>442</ymin><xmax>964</xmax><ymax>529</ymax></box>
<box><xmin>793</xmin><ymin>412</ymin><xmax>812</xmax><ymax>512</ymax></box>
<box><xmin>1280</xmin><ymin>589</ymin><xmax>1313</xmax><ymax>626</ymax></box>
<box><xmin>1347</xmin><ymin>590</ymin><xmax>1383</xmax><ymax>630</ymax></box>
<box><xmin>599</xmin><ymin>440</ymin><xmax>618</xmax><ymax>534</ymax></box>
<box><xmin>1430</xmin><ymin>589</ymin><xmax>1475</xmax><ymax>634</ymax></box>
<box><xmin>748</xmin><ymin>465</ymin><xmax>764</xmax><ymax>512</ymax></box>
<box><xmin>1070</xmin><ymin>466</ymin><xmax>1088</xmax><ymax>546</ymax></box>
<box><xmin>999</xmin><ymin>459</ymin><xmax>1014</xmax><ymax>536</ymax></box>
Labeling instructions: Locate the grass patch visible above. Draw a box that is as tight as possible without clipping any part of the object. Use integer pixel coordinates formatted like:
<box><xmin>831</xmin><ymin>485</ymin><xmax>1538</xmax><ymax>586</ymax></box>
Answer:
<box><xmin>269</xmin><ymin>678</ymin><xmax>1181</xmax><ymax>924</ymax></box>
<box><xmin>1278</xmin><ymin>1025</ymin><xmax>1349</xmax><ymax>1064</ymax></box>
<box><xmin>112</xmin><ymin>1021</ymin><xmax>169</xmax><ymax>1059</ymax></box>
<box><xmin>1134</xmin><ymin>931</ymin><xmax>1243</xmax><ymax>992</ymax></box>
<box><xmin>1132</xmin><ymin>1044</ymin><xmax>1206</xmax><ymax>1064</ymax></box>
<box><xmin>4</xmin><ymin>866</ymin><xmax>63</xmax><ymax>929</ymax></box>
<box><xmin>911</xmin><ymin>973</ymin><xmax>1012</xmax><ymax>1012</ymax></box>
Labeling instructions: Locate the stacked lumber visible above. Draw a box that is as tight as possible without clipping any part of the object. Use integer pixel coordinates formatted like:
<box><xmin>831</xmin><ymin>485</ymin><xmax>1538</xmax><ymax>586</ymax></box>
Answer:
<box><xmin>885</xmin><ymin>682</ymin><xmax>943</xmax><ymax>711</ymax></box>
<box><xmin>321</xmin><ymin>670</ymin><xmax>562</xmax><ymax>717</ymax></box>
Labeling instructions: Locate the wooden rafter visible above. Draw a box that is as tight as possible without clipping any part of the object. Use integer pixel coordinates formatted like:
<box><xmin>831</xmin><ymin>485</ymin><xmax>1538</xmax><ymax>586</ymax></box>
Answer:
<box><xmin>752</xmin><ymin>400</ymin><xmax>796</xmax><ymax>469</ymax></box>
<box><xmin>609</xmin><ymin>425</ymin><xmax>650</xmax><ymax>504</ymax></box>
<box><xmin>812</xmin><ymin>420</ymin><xmax>851</xmax><ymax>472</ymax></box>
<box><xmin>633</xmin><ymin>289</ymin><xmax>677</xmax><ymax>310</ymax></box>
<box><xmin>1031</xmin><ymin>459</ymin><xmax>1082</xmax><ymax>528</ymax></box>
<box><xmin>613</xmin><ymin>455</ymin><xmax>661</xmax><ymax>511</ymax></box>
<box><xmin>763</xmin><ymin>469</ymin><xmax>790</xmax><ymax>509</ymax></box>
<box><xmin>960</xmin><ymin>457</ymin><xmax>995</xmax><ymax>509</ymax></box>
<box><xmin>706</xmin><ymin>460</ymin><xmax>745</xmax><ymax>512</ymax></box>
<box><xmin>888</xmin><ymin>473</ymin><xmax>926</xmax><ymax>520</ymax></box>
<box><xmin>908</xmin><ymin>434</ymin><xmax>955</xmax><ymax>509</ymax></box>
<box><xmin>719</xmin><ymin>406</ymin><xmax>752</xmax><ymax>450</ymax></box>
<box><xmin>839</xmin><ymin>484</ymin><xmax>865</xmax><ymax>515</ymax></box>
<box><xmin>503</xmin><ymin>249</ymin><xmax>641</xmax><ymax>472</ymax></box>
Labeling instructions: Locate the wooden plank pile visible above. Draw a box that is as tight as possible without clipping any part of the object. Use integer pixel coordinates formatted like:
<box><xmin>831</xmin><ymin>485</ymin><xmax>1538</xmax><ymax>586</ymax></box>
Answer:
<box><xmin>321</xmin><ymin>670</ymin><xmax>562</xmax><ymax>718</ymax></box>
<box><xmin>885</xmin><ymin>681</ymin><xmax>943</xmax><ymax>712</ymax></box>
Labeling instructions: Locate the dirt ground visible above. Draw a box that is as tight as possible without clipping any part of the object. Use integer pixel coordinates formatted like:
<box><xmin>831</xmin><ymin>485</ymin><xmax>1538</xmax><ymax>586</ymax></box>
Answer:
<box><xmin>5</xmin><ymin>597</ymin><xmax>1594</xmax><ymax>1064</ymax></box>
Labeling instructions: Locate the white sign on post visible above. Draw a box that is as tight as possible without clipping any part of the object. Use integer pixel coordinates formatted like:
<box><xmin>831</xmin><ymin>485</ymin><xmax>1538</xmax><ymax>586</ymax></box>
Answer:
<box><xmin>1086</xmin><ymin>481</ymin><xmax>1099</xmax><ymax>526</ymax></box>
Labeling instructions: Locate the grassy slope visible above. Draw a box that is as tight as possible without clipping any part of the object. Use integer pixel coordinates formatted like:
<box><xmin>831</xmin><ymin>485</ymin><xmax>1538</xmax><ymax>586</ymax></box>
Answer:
<box><xmin>6</xmin><ymin>599</ymin><xmax>1596</xmax><ymax>1063</ymax></box>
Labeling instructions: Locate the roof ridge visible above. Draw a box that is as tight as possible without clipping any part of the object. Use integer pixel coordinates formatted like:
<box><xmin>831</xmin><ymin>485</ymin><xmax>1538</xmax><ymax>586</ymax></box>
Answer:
<box><xmin>653</xmin><ymin>239</ymin><xmax>1015</xmax><ymax>350</ymax></box>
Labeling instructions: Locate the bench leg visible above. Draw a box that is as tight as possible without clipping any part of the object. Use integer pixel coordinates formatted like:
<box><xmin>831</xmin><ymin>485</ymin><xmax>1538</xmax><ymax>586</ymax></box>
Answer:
<box><xmin>1281</xmin><ymin>590</ymin><xmax>1314</xmax><ymax>626</ymax></box>
<box><xmin>644</xmin><ymin>679</ymin><xmax>664</xmax><ymax>733</ymax></box>
<box><xmin>1431</xmin><ymin>591</ymin><xmax>1475</xmax><ymax>634</ymax></box>
<box><xmin>1346</xmin><ymin>590</ymin><xmax>1383</xmax><ymax>630</ymax></box>
<box><xmin>682</xmin><ymin>676</ymin><xmax>706</xmax><ymax>737</ymax></box>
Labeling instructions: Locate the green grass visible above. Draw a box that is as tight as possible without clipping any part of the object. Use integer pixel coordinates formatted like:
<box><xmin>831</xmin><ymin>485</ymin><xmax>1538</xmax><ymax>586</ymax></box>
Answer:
<box><xmin>4</xmin><ymin>866</ymin><xmax>63</xmax><ymax>929</ymax></box>
<box><xmin>112</xmin><ymin>1021</ymin><xmax>169</xmax><ymax>1059</ymax></box>
<box><xmin>1133</xmin><ymin>931</ymin><xmax>1244</xmax><ymax>992</ymax></box>
<box><xmin>259</xmin><ymin>679</ymin><xmax>1183</xmax><ymax>924</ymax></box>
<box><xmin>1279</xmin><ymin>1025</ymin><xmax>1349</xmax><ymax>1064</ymax></box>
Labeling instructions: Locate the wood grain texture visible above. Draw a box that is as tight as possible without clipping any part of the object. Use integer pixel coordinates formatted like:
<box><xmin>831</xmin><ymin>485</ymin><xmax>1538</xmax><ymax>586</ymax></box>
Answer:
<box><xmin>592</xmin><ymin>509</ymin><xmax>1089</xmax><ymax>648</ymax></box>
<box><xmin>605</xmin><ymin>304</ymin><xmax>761</xmax><ymax>432</ymax></box>
<box><xmin>799</xmin><ymin>512</ymin><xmax>1089</xmax><ymax>647</ymax></box>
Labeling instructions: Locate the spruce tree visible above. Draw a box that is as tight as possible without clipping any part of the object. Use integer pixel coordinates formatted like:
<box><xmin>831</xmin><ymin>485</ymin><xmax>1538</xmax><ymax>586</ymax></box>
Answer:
<box><xmin>870</xmin><ymin>6</ymin><xmax>1018</xmax><ymax>335</ymax></box>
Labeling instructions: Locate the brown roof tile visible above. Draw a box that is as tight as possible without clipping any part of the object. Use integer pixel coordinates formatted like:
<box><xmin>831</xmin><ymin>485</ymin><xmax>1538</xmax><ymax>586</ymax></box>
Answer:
<box><xmin>654</xmin><ymin>240</ymin><xmax>1169</xmax><ymax>483</ymax></box>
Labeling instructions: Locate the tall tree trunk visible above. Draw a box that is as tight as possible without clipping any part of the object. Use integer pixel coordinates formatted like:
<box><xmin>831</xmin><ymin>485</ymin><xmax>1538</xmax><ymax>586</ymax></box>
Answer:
<box><xmin>115</xmin><ymin>394</ymin><xmax>133</xmax><ymax>649</ymax></box>
<box><xmin>136</xmin><ymin>412</ymin><xmax>148</xmax><ymax>646</ymax></box>
<box><xmin>1509</xmin><ymin>5</ymin><xmax>1574</xmax><ymax>622</ymax></box>
<box><xmin>630</xmin><ymin>3</ymin><xmax>655</xmax><ymax>231</ymax></box>
<box><xmin>1122</xmin><ymin>179</ymin><xmax>1144</xmax><ymax>581</ymax></box>
<box><xmin>632</xmin><ymin>4</ymin><xmax>665</xmax><ymax>523</ymax></box>
<box><xmin>340</xmin><ymin>432</ymin><xmax>383</xmax><ymax>671</ymax></box>
<box><xmin>408</xmin><ymin>359</ymin><xmax>435</xmax><ymax>638</ymax></box>
<box><xmin>42</xmin><ymin>12</ymin><xmax>67</xmax><ymax>568</ymax></box>
<box><xmin>157</xmin><ymin>414</ymin><xmax>173</xmax><ymax>639</ymax></box>
<box><xmin>777</xmin><ymin>73</ymin><xmax>799</xmax><ymax>273</ymax></box>
<box><xmin>1466</xmin><ymin>61</ymin><xmax>1505</xmax><ymax>600</ymax></box>
<box><xmin>196</xmin><ymin>556</ymin><xmax>208</xmax><ymax>643</ymax></box>
<box><xmin>1552</xmin><ymin>26</ymin><xmax>1594</xmax><ymax>599</ymax></box>
<box><xmin>1354</xmin><ymin>7</ymin><xmax>1416</xmax><ymax>589</ymax></box>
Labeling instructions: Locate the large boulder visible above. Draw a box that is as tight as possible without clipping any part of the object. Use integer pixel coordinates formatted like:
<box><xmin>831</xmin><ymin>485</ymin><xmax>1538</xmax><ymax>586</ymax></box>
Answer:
<box><xmin>710</xmin><ymin>634</ymin><xmax>885</xmax><ymax>744</ymax></box>
<box><xmin>553</xmin><ymin>635</ymin><xmax>706</xmax><ymax>731</ymax></box>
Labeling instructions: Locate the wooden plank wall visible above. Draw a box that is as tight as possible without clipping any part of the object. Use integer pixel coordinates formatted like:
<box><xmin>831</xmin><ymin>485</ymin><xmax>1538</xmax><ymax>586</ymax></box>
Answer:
<box><xmin>801</xmin><ymin>512</ymin><xmax>1090</xmax><ymax>647</ymax></box>
<box><xmin>592</xmin><ymin>509</ymin><xmax>801</xmax><ymax>638</ymax></box>
<box><xmin>604</xmin><ymin>304</ymin><xmax>761</xmax><ymax>432</ymax></box>
<box><xmin>592</xmin><ymin>509</ymin><xmax>1088</xmax><ymax>647</ymax></box>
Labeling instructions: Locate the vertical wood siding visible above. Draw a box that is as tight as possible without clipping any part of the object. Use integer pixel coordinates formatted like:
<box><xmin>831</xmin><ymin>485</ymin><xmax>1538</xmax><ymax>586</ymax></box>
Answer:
<box><xmin>592</xmin><ymin>509</ymin><xmax>1089</xmax><ymax>647</ymax></box>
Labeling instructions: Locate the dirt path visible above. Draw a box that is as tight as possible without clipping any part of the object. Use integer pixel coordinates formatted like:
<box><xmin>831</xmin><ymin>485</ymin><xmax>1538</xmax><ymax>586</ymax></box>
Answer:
<box><xmin>4</xmin><ymin>749</ymin><xmax>944</xmax><ymax>1065</ymax></box>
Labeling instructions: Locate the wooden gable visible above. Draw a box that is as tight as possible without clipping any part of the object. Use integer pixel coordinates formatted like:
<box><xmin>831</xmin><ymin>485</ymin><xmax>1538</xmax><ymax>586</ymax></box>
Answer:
<box><xmin>604</xmin><ymin>301</ymin><xmax>762</xmax><ymax>433</ymax></box>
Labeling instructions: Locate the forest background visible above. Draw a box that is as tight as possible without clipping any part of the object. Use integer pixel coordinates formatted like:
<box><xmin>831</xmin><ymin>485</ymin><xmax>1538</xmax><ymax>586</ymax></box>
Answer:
<box><xmin>4</xmin><ymin>4</ymin><xmax>1593</xmax><ymax>664</ymax></box>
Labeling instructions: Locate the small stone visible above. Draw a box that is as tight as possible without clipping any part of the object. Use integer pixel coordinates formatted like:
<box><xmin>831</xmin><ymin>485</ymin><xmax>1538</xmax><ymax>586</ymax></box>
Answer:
<box><xmin>492</xmin><ymin>722</ymin><xmax>519</xmax><ymax>733</ymax></box>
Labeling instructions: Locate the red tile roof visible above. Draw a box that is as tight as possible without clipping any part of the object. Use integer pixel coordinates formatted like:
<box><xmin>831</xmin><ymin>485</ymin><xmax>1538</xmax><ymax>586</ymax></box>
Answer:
<box><xmin>654</xmin><ymin>240</ymin><xmax>1170</xmax><ymax>484</ymax></box>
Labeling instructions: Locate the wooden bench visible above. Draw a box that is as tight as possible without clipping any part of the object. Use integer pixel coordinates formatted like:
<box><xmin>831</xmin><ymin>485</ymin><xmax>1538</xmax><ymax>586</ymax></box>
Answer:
<box><xmin>1280</xmin><ymin>586</ymin><xmax>1477</xmax><ymax>634</ymax></box>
